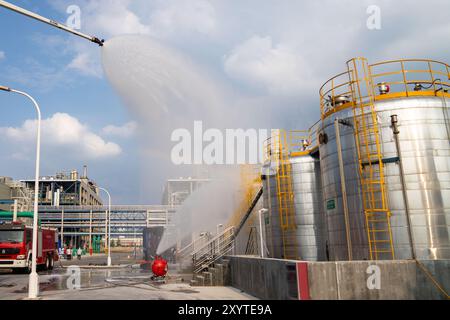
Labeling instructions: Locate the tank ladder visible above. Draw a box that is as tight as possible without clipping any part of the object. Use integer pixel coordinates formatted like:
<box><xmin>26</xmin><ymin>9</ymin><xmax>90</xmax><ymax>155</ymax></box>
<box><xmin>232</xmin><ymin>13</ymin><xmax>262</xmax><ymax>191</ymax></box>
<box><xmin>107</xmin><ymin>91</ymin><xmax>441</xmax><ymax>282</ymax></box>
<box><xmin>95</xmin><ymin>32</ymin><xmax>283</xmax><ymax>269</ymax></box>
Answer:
<box><xmin>347</xmin><ymin>57</ymin><xmax>395</xmax><ymax>260</ymax></box>
<box><xmin>273</xmin><ymin>130</ymin><xmax>297</xmax><ymax>259</ymax></box>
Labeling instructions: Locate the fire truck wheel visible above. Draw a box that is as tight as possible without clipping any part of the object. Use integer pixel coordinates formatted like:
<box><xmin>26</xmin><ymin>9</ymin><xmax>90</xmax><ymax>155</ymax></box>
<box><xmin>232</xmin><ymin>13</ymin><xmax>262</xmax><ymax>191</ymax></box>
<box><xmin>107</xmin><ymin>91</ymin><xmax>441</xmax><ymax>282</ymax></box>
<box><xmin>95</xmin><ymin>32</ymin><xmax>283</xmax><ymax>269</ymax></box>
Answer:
<box><xmin>23</xmin><ymin>258</ymin><xmax>32</xmax><ymax>274</ymax></box>
<box><xmin>45</xmin><ymin>256</ymin><xmax>50</xmax><ymax>270</ymax></box>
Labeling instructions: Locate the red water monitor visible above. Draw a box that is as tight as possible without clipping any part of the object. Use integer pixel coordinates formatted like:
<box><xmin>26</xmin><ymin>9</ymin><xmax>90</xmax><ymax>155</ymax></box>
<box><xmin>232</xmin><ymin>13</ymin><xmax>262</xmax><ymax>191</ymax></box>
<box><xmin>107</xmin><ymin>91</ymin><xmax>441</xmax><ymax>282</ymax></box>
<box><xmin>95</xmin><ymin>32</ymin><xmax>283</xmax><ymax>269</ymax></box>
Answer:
<box><xmin>151</xmin><ymin>256</ymin><xmax>168</xmax><ymax>278</ymax></box>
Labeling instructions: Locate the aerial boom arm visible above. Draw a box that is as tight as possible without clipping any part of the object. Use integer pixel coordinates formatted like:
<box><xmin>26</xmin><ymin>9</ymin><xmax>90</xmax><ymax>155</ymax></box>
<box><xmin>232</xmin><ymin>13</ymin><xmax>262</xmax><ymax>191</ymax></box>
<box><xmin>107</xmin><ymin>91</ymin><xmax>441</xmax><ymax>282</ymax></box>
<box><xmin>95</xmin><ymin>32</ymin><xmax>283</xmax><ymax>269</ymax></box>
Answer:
<box><xmin>0</xmin><ymin>0</ymin><xmax>104</xmax><ymax>46</ymax></box>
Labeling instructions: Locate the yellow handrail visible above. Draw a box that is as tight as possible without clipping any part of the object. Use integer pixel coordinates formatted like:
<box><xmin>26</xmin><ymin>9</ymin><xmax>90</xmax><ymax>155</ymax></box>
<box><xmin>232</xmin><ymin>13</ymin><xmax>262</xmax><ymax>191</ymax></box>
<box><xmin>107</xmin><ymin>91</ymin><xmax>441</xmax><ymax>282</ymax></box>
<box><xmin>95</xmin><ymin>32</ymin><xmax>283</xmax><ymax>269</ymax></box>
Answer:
<box><xmin>320</xmin><ymin>58</ymin><xmax>450</xmax><ymax>119</ymax></box>
<box><xmin>264</xmin><ymin>121</ymin><xmax>321</xmax><ymax>162</ymax></box>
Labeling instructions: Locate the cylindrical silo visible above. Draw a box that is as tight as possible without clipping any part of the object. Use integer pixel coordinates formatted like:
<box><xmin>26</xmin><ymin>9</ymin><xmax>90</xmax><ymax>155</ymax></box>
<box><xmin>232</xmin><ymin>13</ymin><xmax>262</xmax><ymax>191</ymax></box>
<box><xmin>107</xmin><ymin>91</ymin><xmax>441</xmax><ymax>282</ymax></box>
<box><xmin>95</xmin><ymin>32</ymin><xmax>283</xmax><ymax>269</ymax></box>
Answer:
<box><xmin>319</xmin><ymin>58</ymin><xmax>450</xmax><ymax>260</ymax></box>
<box><xmin>262</xmin><ymin>152</ymin><xmax>327</xmax><ymax>261</ymax></box>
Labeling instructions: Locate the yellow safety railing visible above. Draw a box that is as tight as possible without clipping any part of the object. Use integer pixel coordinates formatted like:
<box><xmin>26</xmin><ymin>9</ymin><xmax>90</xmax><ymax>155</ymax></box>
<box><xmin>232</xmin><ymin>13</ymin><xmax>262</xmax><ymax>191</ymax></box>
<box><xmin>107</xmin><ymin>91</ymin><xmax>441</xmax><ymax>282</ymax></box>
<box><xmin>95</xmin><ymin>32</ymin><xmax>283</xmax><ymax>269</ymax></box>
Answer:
<box><xmin>263</xmin><ymin>122</ymin><xmax>321</xmax><ymax>163</ymax></box>
<box><xmin>288</xmin><ymin>130</ymin><xmax>311</xmax><ymax>156</ymax></box>
<box><xmin>320</xmin><ymin>58</ymin><xmax>450</xmax><ymax>119</ymax></box>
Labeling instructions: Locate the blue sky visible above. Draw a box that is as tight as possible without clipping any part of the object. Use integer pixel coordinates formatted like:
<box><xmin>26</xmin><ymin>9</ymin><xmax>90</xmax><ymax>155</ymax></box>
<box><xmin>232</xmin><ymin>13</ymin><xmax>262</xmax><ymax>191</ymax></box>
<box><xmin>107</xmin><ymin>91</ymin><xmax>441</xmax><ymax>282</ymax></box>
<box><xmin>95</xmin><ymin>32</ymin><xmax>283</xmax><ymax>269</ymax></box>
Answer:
<box><xmin>0</xmin><ymin>0</ymin><xmax>139</xmax><ymax>203</ymax></box>
<box><xmin>0</xmin><ymin>0</ymin><xmax>449</xmax><ymax>204</ymax></box>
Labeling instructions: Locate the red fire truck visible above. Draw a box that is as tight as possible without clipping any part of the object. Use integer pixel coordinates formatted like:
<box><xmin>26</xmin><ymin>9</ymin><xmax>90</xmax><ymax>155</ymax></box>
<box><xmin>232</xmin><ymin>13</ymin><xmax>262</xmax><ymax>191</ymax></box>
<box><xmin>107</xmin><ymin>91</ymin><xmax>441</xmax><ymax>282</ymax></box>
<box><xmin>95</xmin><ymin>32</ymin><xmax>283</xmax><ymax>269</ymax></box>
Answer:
<box><xmin>0</xmin><ymin>221</ymin><xmax>59</xmax><ymax>273</ymax></box>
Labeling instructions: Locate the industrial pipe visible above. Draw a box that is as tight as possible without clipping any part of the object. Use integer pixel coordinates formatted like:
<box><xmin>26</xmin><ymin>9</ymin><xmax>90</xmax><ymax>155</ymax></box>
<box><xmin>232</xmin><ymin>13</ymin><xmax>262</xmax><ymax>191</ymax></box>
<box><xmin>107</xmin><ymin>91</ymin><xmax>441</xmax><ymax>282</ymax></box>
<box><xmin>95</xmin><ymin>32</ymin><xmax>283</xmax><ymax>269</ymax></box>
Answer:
<box><xmin>334</xmin><ymin>119</ymin><xmax>353</xmax><ymax>261</ymax></box>
<box><xmin>390</xmin><ymin>115</ymin><xmax>416</xmax><ymax>259</ymax></box>
<box><xmin>0</xmin><ymin>0</ymin><xmax>104</xmax><ymax>46</ymax></box>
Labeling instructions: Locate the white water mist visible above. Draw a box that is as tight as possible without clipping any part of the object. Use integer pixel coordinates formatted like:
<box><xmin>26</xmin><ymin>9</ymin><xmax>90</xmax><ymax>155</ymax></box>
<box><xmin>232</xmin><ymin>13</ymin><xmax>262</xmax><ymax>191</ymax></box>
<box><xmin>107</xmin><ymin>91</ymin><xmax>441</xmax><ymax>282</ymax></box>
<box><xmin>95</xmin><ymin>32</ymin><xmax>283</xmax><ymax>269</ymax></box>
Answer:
<box><xmin>101</xmin><ymin>35</ymin><xmax>262</xmax><ymax>254</ymax></box>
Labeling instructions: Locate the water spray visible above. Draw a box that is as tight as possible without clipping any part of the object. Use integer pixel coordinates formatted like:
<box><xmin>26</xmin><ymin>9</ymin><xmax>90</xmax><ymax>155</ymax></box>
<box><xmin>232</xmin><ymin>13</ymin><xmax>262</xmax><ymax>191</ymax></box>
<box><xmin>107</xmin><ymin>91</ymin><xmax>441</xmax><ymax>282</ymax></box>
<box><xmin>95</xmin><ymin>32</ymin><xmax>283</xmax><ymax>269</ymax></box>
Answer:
<box><xmin>0</xmin><ymin>0</ymin><xmax>104</xmax><ymax>46</ymax></box>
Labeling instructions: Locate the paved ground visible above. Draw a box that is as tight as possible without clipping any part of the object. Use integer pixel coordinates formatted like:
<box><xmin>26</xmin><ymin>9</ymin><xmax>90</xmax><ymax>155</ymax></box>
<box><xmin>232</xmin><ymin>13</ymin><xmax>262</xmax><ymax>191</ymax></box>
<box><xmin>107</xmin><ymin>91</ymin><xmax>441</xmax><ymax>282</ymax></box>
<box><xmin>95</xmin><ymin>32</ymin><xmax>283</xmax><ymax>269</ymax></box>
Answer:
<box><xmin>40</xmin><ymin>283</ymin><xmax>255</xmax><ymax>300</ymax></box>
<box><xmin>0</xmin><ymin>252</ymin><xmax>255</xmax><ymax>300</ymax></box>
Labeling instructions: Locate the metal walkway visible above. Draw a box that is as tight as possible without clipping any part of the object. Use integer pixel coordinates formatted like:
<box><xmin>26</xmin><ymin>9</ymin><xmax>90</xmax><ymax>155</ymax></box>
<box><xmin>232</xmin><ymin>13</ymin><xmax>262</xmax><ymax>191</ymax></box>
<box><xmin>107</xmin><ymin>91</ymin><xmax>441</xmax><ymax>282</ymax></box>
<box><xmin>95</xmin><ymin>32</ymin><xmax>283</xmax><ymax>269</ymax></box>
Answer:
<box><xmin>38</xmin><ymin>205</ymin><xmax>176</xmax><ymax>241</ymax></box>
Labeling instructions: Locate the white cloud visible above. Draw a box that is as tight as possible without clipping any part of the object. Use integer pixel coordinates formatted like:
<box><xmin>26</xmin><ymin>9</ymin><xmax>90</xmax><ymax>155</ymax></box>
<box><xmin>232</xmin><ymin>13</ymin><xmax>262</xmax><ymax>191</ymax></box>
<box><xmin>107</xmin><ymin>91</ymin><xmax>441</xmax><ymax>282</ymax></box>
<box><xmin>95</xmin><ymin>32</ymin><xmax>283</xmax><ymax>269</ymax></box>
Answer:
<box><xmin>67</xmin><ymin>51</ymin><xmax>102</xmax><ymax>78</ymax></box>
<box><xmin>0</xmin><ymin>51</ymin><xmax>5</xmax><ymax>60</ymax></box>
<box><xmin>102</xmin><ymin>121</ymin><xmax>137</xmax><ymax>138</ymax></box>
<box><xmin>224</xmin><ymin>36</ymin><xmax>315</xmax><ymax>96</ymax></box>
<box><xmin>78</xmin><ymin>0</ymin><xmax>150</xmax><ymax>37</ymax></box>
<box><xmin>148</xmin><ymin>0</ymin><xmax>217</xmax><ymax>38</ymax></box>
<box><xmin>0</xmin><ymin>113</ymin><xmax>122</xmax><ymax>159</ymax></box>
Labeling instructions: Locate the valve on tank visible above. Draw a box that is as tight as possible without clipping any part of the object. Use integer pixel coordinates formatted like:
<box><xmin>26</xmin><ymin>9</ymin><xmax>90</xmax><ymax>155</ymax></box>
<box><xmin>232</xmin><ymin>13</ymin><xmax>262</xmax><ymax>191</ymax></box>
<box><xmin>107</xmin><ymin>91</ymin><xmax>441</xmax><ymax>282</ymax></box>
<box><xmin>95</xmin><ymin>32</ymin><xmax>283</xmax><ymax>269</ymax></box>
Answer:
<box><xmin>414</xmin><ymin>83</ymin><xmax>424</xmax><ymax>91</ymax></box>
<box><xmin>377</xmin><ymin>82</ymin><xmax>390</xmax><ymax>95</ymax></box>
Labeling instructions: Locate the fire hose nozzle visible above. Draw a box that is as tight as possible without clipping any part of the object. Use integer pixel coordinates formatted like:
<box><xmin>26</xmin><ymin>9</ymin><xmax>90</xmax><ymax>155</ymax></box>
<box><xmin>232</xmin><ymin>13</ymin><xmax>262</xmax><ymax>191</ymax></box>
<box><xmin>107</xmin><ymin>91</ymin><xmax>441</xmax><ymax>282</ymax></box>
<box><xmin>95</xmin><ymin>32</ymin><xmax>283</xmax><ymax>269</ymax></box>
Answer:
<box><xmin>92</xmin><ymin>37</ymin><xmax>105</xmax><ymax>47</ymax></box>
<box><xmin>0</xmin><ymin>85</ymin><xmax>11</xmax><ymax>92</ymax></box>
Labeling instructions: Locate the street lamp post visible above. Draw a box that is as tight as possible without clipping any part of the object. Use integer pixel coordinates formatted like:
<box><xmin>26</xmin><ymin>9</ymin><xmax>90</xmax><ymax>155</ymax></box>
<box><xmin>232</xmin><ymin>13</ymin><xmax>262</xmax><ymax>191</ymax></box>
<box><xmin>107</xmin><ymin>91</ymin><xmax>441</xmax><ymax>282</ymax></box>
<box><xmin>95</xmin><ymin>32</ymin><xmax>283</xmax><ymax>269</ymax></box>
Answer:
<box><xmin>0</xmin><ymin>85</ymin><xmax>41</xmax><ymax>299</ymax></box>
<box><xmin>98</xmin><ymin>187</ymin><xmax>112</xmax><ymax>267</ymax></box>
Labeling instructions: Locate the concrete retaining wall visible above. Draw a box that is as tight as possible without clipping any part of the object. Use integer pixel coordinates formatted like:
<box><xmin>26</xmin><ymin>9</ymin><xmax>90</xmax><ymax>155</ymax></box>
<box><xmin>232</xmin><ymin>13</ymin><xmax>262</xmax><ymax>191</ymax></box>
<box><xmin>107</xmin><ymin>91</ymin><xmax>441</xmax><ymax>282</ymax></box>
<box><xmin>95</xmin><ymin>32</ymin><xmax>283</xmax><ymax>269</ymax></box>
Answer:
<box><xmin>224</xmin><ymin>256</ymin><xmax>299</xmax><ymax>300</ymax></box>
<box><xmin>224</xmin><ymin>256</ymin><xmax>450</xmax><ymax>300</ymax></box>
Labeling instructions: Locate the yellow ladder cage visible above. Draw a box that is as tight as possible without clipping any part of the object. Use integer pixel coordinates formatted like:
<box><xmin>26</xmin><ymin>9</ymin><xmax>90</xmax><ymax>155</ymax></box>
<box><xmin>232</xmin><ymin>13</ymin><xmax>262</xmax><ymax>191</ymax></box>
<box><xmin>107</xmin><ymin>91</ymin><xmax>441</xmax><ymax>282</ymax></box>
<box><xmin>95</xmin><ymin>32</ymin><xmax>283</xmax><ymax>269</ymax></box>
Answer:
<box><xmin>347</xmin><ymin>57</ymin><xmax>395</xmax><ymax>260</ymax></box>
<box><xmin>271</xmin><ymin>130</ymin><xmax>298</xmax><ymax>259</ymax></box>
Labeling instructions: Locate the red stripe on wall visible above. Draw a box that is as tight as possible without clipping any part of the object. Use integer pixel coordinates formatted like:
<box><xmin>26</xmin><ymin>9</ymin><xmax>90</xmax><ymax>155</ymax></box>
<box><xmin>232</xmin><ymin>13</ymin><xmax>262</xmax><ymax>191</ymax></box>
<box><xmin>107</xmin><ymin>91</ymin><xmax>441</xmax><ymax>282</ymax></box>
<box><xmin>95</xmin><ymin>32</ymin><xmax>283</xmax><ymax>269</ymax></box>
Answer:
<box><xmin>296</xmin><ymin>262</ymin><xmax>311</xmax><ymax>300</ymax></box>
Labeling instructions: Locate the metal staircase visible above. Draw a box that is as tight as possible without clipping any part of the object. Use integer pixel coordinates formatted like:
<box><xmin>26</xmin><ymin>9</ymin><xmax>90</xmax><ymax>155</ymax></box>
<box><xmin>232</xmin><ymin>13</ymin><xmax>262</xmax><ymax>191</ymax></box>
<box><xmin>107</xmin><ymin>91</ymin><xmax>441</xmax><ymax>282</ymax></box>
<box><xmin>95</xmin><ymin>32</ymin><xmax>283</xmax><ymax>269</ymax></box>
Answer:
<box><xmin>245</xmin><ymin>226</ymin><xmax>259</xmax><ymax>255</ymax></box>
<box><xmin>272</xmin><ymin>130</ymin><xmax>297</xmax><ymax>259</ymax></box>
<box><xmin>347</xmin><ymin>57</ymin><xmax>395</xmax><ymax>260</ymax></box>
<box><xmin>176</xmin><ymin>232</ymin><xmax>212</xmax><ymax>263</ymax></box>
<box><xmin>188</xmin><ymin>180</ymin><xmax>263</xmax><ymax>274</ymax></box>
<box><xmin>192</xmin><ymin>226</ymin><xmax>235</xmax><ymax>274</ymax></box>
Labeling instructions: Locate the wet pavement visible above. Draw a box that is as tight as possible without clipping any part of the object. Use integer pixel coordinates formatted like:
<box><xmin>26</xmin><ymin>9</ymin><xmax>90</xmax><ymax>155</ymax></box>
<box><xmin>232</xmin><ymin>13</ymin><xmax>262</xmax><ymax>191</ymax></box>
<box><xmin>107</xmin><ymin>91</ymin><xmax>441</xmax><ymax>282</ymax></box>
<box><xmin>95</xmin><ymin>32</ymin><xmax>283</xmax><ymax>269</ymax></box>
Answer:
<box><xmin>0</xmin><ymin>252</ymin><xmax>255</xmax><ymax>300</ymax></box>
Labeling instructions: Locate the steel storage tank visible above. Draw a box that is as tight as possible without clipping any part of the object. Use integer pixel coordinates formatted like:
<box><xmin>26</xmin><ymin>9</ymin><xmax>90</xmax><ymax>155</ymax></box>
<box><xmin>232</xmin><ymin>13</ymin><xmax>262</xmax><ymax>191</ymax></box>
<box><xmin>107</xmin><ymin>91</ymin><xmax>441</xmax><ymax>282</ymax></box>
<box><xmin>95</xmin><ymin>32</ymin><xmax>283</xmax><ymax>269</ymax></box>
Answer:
<box><xmin>262</xmin><ymin>151</ymin><xmax>327</xmax><ymax>261</ymax></box>
<box><xmin>318</xmin><ymin>117</ymin><xmax>365</xmax><ymax>260</ymax></box>
<box><xmin>262</xmin><ymin>171</ymin><xmax>283</xmax><ymax>259</ymax></box>
<box><xmin>319</xmin><ymin>58</ymin><xmax>450</xmax><ymax>260</ymax></box>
